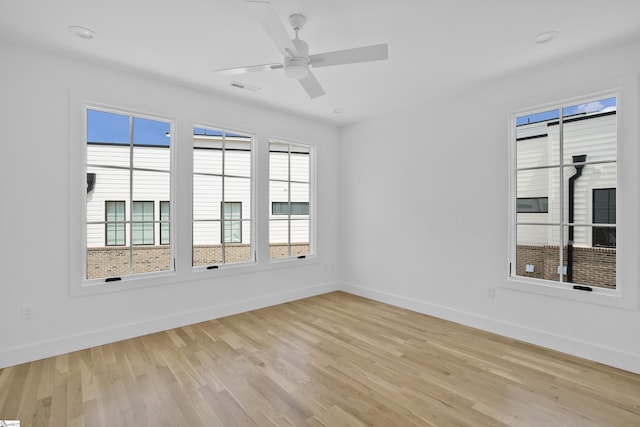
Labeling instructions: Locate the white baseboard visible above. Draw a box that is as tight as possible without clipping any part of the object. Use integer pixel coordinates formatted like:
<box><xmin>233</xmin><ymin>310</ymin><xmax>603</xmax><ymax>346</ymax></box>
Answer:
<box><xmin>341</xmin><ymin>282</ymin><xmax>640</xmax><ymax>375</ymax></box>
<box><xmin>0</xmin><ymin>281</ymin><xmax>340</xmax><ymax>369</ymax></box>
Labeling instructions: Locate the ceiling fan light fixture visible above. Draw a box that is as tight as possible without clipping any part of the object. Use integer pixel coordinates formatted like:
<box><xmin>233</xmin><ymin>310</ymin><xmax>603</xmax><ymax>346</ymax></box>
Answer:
<box><xmin>284</xmin><ymin>57</ymin><xmax>309</xmax><ymax>79</ymax></box>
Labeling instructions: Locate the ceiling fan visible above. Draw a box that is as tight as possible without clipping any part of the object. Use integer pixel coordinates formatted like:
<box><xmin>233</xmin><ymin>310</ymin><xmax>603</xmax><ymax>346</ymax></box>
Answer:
<box><xmin>215</xmin><ymin>0</ymin><xmax>389</xmax><ymax>98</ymax></box>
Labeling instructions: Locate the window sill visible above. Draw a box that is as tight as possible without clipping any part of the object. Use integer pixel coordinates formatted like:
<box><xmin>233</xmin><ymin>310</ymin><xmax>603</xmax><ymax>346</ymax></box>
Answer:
<box><xmin>504</xmin><ymin>275</ymin><xmax>637</xmax><ymax>310</ymax></box>
<box><xmin>72</xmin><ymin>256</ymin><xmax>318</xmax><ymax>297</ymax></box>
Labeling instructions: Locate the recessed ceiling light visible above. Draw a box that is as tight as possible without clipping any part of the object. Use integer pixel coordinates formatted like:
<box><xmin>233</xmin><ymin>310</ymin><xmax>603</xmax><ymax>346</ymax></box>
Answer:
<box><xmin>68</xmin><ymin>25</ymin><xmax>96</xmax><ymax>39</ymax></box>
<box><xmin>532</xmin><ymin>31</ymin><xmax>557</xmax><ymax>44</ymax></box>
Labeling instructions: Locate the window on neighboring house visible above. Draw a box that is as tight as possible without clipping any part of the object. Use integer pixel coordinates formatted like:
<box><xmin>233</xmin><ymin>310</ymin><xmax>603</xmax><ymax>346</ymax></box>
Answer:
<box><xmin>593</xmin><ymin>188</ymin><xmax>616</xmax><ymax>248</ymax></box>
<box><xmin>105</xmin><ymin>201</ymin><xmax>125</xmax><ymax>246</ymax></box>
<box><xmin>512</xmin><ymin>96</ymin><xmax>617</xmax><ymax>289</ymax></box>
<box><xmin>517</xmin><ymin>197</ymin><xmax>548</xmax><ymax>213</ymax></box>
<box><xmin>269</xmin><ymin>140</ymin><xmax>313</xmax><ymax>259</ymax></box>
<box><xmin>193</xmin><ymin>126</ymin><xmax>253</xmax><ymax>267</ymax></box>
<box><xmin>272</xmin><ymin>201</ymin><xmax>310</xmax><ymax>215</ymax></box>
<box><xmin>86</xmin><ymin>107</ymin><xmax>172</xmax><ymax>280</ymax></box>
<box><xmin>160</xmin><ymin>201</ymin><xmax>170</xmax><ymax>245</ymax></box>
<box><xmin>132</xmin><ymin>201</ymin><xmax>154</xmax><ymax>245</ymax></box>
<box><xmin>222</xmin><ymin>202</ymin><xmax>242</xmax><ymax>243</ymax></box>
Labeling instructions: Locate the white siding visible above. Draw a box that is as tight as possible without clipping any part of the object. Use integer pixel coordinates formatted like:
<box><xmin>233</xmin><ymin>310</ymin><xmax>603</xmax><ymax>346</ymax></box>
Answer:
<box><xmin>516</xmin><ymin>113</ymin><xmax>616</xmax><ymax>247</ymax></box>
<box><xmin>86</xmin><ymin>144</ymin><xmax>170</xmax><ymax>247</ymax></box>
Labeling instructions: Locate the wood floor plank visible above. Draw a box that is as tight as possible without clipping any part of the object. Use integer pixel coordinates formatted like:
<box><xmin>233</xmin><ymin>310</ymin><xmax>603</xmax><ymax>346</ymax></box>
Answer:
<box><xmin>1</xmin><ymin>291</ymin><xmax>639</xmax><ymax>426</ymax></box>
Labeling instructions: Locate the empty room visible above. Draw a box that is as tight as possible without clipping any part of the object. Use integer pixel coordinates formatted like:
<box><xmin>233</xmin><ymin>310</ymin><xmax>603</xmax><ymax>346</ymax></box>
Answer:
<box><xmin>1</xmin><ymin>0</ymin><xmax>639</xmax><ymax>425</ymax></box>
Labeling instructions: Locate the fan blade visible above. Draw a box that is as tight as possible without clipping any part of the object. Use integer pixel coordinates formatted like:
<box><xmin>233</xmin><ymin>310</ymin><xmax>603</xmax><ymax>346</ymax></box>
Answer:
<box><xmin>215</xmin><ymin>63</ymin><xmax>283</xmax><ymax>76</ymax></box>
<box><xmin>299</xmin><ymin>71</ymin><xmax>325</xmax><ymax>99</ymax></box>
<box><xmin>245</xmin><ymin>1</ymin><xmax>299</xmax><ymax>58</ymax></box>
<box><xmin>309</xmin><ymin>43</ymin><xmax>388</xmax><ymax>68</ymax></box>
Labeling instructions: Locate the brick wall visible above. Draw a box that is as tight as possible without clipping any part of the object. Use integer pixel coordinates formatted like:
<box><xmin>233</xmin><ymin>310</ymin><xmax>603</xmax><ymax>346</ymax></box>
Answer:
<box><xmin>87</xmin><ymin>244</ymin><xmax>310</xmax><ymax>279</ymax></box>
<box><xmin>516</xmin><ymin>245</ymin><xmax>616</xmax><ymax>289</ymax></box>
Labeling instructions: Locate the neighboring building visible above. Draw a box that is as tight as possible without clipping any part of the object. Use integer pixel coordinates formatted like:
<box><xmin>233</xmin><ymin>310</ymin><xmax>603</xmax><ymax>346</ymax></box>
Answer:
<box><xmin>86</xmin><ymin>131</ymin><xmax>310</xmax><ymax>279</ymax></box>
<box><xmin>515</xmin><ymin>108</ymin><xmax>616</xmax><ymax>287</ymax></box>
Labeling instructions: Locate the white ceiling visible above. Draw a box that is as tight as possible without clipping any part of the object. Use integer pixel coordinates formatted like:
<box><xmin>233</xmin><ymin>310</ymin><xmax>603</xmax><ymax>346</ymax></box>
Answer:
<box><xmin>2</xmin><ymin>0</ymin><xmax>640</xmax><ymax>126</ymax></box>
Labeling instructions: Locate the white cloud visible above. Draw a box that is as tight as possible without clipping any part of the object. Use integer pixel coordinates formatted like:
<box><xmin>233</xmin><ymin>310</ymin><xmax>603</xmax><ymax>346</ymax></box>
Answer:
<box><xmin>574</xmin><ymin>101</ymin><xmax>604</xmax><ymax>114</ymax></box>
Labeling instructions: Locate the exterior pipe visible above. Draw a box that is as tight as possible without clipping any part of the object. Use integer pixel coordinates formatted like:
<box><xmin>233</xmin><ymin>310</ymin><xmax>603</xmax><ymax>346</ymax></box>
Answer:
<box><xmin>567</xmin><ymin>154</ymin><xmax>586</xmax><ymax>283</ymax></box>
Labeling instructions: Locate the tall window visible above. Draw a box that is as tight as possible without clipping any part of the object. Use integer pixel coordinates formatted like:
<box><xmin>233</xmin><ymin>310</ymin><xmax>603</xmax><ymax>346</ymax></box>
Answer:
<box><xmin>269</xmin><ymin>140</ymin><xmax>312</xmax><ymax>259</ymax></box>
<box><xmin>512</xmin><ymin>96</ymin><xmax>617</xmax><ymax>289</ymax></box>
<box><xmin>105</xmin><ymin>201</ymin><xmax>125</xmax><ymax>246</ymax></box>
<box><xmin>193</xmin><ymin>126</ymin><xmax>253</xmax><ymax>267</ymax></box>
<box><xmin>132</xmin><ymin>201</ymin><xmax>154</xmax><ymax>245</ymax></box>
<box><xmin>593</xmin><ymin>188</ymin><xmax>616</xmax><ymax>248</ymax></box>
<box><xmin>86</xmin><ymin>107</ymin><xmax>172</xmax><ymax>280</ymax></box>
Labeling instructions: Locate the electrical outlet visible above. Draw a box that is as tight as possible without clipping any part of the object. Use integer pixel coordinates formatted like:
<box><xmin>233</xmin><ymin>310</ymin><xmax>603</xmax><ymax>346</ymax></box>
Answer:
<box><xmin>486</xmin><ymin>288</ymin><xmax>495</xmax><ymax>299</ymax></box>
<box><xmin>21</xmin><ymin>304</ymin><xmax>33</xmax><ymax>320</ymax></box>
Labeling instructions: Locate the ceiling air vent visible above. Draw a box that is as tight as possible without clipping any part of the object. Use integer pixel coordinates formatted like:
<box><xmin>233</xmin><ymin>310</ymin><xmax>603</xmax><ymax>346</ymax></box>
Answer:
<box><xmin>230</xmin><ymin>81</ymin><xmax>260</xmax><ymax>92</ymax></box>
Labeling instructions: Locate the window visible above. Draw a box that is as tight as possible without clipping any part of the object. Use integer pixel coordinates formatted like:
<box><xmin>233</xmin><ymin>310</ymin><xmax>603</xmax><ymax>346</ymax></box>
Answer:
<box><xmin>593</xmin><ymin>188</ymin><xmax>616</xmax><ymax>248</ymax></box>
<box><xmin>516</xmin><ymin>197</ymin><xmax>548</xmax><ymax>213</ymax></box>
<box><xmin>222</xmin><ymin>202</ymin><xmax>242</xmax><ymax>243</ymax></box>
<box><xmin>86</xmin><ymin>107</ymin><xmax>172</xmax><ymax>280</ymax></box>
<box><xmin>132</xmin><ymin>201</ymin><xmax>154</xmax><ymax>245</ymax></box>
<box><xmin>105</xmin><ymin>201</ymin><xmax>125</xmax><ymax>246</ymax></box>
<box><xmin>160</xmin><ymin>201</ymin><xmax>170</xmax><ymax>245</ymax></box>
<box><xmin>193</xmin><ymin>126</ymin><xmax>253</xmax><ymax>267</ymax></box>
<box><xmin>269</xmin><ymin>140</ymin><xmax>313</xmax><ymax>259</ymax></box>
<box><xmin>511</xmin><ymin>96</ymin><xmax>617</xmax><ymax>289</ymax></box>
<box><xmin>272</xmin><ymin>202</ymin><xmax>310</xmax><ymax>215</ymax></box>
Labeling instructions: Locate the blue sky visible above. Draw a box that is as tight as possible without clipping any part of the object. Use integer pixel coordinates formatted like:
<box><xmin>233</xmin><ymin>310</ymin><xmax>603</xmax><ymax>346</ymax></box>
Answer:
<box><xmin>87</xmin><ymin>110</ymin><xmax>245</xmax><ymax>145</ymax></box>
<box><xmin>516</xmin><ymin>97</ymin><xmax>616</xmax><ymax>126</ymax></box>
<box><xmin>87</xmin><ymin>109</ymin><xmax>170</xmax><ymax>146</ymax></box>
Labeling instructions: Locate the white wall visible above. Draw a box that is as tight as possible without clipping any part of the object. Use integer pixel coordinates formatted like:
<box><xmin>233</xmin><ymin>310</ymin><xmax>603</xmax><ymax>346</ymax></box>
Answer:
<box><xmin>339</xmin><ymin>39</ymin><xmax>640</xmax><ymax>373</ymax></box>
<box><xmin>0</xmin><ymin>41</ymin><xmax>340</xmax><ymax>367</ymax></box>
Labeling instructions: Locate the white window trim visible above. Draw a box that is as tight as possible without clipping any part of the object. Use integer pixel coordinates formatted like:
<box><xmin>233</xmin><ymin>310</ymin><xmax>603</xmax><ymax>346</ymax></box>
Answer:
<box><xmin>191</xmin><ymin>123</ymin><xmax>257</xmax><ymax>270</ymax></box>
<box><xmin>505</xmin><ymin>87</ymin><xmax>637</xmax><ymax>310</ymax></box>
<box><xmin>268</xmin><ymin>137</ymin><xmax>317</xmax><ymax>262</ymax></box>
<box><xmin>69</xmin><ymin>95</ymin><xmax>317</xmax><ymax>297</ymax></box>
<box><xmin>71</xmin><ymin>101</ymin><xmax>177</xmax><ymax>296</ymax></box>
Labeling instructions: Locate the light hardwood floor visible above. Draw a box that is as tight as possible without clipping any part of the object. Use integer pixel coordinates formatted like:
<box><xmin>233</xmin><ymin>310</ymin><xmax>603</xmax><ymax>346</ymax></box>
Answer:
<box><xmin>1</xmin><ymin>291</ymin><xmax>639</xmax><ymax>426</ymax></box>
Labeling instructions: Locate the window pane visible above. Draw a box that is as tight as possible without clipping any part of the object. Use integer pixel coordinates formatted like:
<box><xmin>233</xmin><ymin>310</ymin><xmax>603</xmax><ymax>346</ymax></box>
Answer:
<box><xmin>194</xmin><ymin>175</ymin><xmax>222</xmax><ymax>220</ymax></box>
<box><xmin>87</xmin><ymin>110</ymin><xmax>130</xmax><ymax>144</ymax></box>
<box><xmin>562</xmin><ymin>163</ymin><xmax>616</xmax><ymax>225</ymax></box>
<box><xmin>562</xmin><ymin>226</ymin><xmax>616</xmax><ymax>288</ymax></box>
<box><xmin>562</xmin><ymin>98</ymin><xmax>616</xmax><ymax>164</ymax></box>
<box><xmin>225</xmin><ymin>146</ymin><xmax>251</xmax><ymax>177</ymax></box>
<box><xmin>133</xmin><ymin>117</ymin><xmax>171</xmax><ymax>147</ymax></box>
<box><xmin>193</xmin><ymin>221</ymin><xmax>222</xmax><ymax>266</ymax></box>
<box><xmin>516</xmin><ymin>109</ymin><xmax>559</xmax><ymax>169</ymax></box>
<box><xmin>515</xmin><ymin>224</ymin><xmax>560</xmax><ymax>280</ymax></box>
<box><xmin>516</xmin><ymin>168</ymin><xmax>558</xmax><ymax>224</ymax></box>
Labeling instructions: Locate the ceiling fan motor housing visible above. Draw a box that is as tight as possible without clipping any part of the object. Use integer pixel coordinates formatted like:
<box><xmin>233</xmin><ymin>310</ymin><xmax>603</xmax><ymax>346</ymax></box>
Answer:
<box><xmin>285</xmin><ymin>38</ymin><xmax>310</xmax><ymax>79</ymax></box>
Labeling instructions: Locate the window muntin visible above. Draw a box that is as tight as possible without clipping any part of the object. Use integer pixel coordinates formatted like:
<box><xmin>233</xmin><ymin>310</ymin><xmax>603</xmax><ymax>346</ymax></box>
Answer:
<box><xmin>512</xmin><ymin>96</ymin><xmax>617</xmax><ymax>289</ymax></box>
<box><xmin>86</xmin><ymin>108</ymin><xmax>172</xmax><ymax>280</ymax></box>
<box><xmin>193</xmin><ymin>127</ymin><xmax>253</xmax><ymax>267</ymax></box>
<box><xmin>269</xmin><ymin>141</ymin><xmax>312</xmax><ymax>259</ymax></box>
